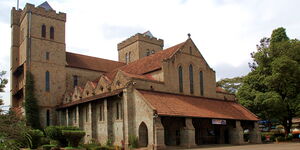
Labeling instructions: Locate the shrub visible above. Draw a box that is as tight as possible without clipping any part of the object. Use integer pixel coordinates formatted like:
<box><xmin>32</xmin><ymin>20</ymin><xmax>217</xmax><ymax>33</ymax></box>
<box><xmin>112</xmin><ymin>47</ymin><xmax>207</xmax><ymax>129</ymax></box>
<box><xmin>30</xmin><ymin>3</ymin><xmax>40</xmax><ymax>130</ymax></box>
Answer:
<box><xmin>40</xmin><ymin>137</ymin><xmax>50</xmax><ymax>145</ymax></box>
<box><xmin>105</xmin><ymin>138</ymin><xmax>113</xmax><ymax>147</ymax></box>
<box><xmin>27</xmin><ymin>129</ymin><xmax>44</xmax><ymax>149</ymax></box>
<box><xmin>276</xmin><ymin>136</ymin><xmax>285</xmax><ymax>142</ymax></box>
<box><xmin>45</xmin><ymin>126</ymin><xmax>80</xmax><ymax>147</ymax></box>
<box><xmin>129</xmin><ymin>135</ymin><xmax>138</xmax><ymax>148</ymax></box>
<box><xmin>62</xmin><ymin>130</ymin><xmax>85</xmax><ymax>148</ymax></box>
<box><xmin>42</xmin><ymin>144</ymin><xmax>56</xmax><ymax>150</ymax></box>
<box><xmin>95</xmin><ymin>145</ymin><xmax>115</xmax><ymax>150</ymax></box>
<box><xmin>261</xmin><ymin>135</ymin><xmax>266</xmax><ymax>142</ymax></box>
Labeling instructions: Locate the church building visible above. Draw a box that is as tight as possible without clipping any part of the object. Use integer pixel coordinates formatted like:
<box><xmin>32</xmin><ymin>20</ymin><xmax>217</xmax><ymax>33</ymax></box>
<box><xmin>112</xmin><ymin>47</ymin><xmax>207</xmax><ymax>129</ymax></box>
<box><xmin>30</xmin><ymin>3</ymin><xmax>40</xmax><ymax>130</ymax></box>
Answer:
<box><xmin>10</xmin><ymin>2</ymin><xmax>261</xmax><ymax>149</ymax></box>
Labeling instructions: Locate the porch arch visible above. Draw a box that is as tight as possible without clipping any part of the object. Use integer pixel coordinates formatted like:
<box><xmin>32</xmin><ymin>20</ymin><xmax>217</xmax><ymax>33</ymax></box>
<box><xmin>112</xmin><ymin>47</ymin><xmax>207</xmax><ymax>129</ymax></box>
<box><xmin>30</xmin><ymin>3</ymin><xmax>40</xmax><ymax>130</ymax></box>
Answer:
<box><xmin>138</xmin><ymin>122</ymin><xmax>148</xmax><ymax>147</ymax></box>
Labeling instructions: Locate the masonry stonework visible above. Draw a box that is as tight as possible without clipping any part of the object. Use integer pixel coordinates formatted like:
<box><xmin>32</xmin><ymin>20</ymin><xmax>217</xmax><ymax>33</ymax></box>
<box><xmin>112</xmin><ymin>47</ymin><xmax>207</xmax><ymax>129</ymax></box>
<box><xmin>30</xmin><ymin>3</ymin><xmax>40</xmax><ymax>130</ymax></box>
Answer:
<box><xmin>11</xmin><ymin>2</ymin><xmax>261</xmax><ymax>149</ymax></box>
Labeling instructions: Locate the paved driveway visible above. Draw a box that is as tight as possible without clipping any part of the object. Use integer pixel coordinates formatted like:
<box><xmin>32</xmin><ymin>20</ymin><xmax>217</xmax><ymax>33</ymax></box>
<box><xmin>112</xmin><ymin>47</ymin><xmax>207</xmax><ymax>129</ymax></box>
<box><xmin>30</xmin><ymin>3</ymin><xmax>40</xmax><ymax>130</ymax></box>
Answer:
<box><xmin>166</xmin><ymin>143</ymin><xmax>300</xmax><ymax>150</ymax></box>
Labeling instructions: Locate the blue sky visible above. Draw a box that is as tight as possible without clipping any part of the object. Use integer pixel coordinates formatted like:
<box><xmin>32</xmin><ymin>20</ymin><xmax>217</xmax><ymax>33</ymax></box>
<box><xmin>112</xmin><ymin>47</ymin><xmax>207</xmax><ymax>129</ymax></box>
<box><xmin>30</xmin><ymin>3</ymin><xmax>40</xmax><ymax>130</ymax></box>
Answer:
<box><xmin>0</xmin><ymin>0</ymin><xmax>300</xmax><ymax>107</ymax></box>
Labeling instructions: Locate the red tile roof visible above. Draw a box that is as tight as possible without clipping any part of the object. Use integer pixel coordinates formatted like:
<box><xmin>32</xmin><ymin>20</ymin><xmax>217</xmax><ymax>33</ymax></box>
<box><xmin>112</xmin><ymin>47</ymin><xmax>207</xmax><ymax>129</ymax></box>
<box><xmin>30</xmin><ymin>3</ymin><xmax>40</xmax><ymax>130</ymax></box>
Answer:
<box><xmin>66</xmin><ymin>52</ymin><xmax>125</xmax><ymax>72</ymax></box>
<box><xmin>58</xmin><ymin>89</ymin><xmax>124</xmax><ymax>109</ymax></box>
<box><xmin>138</xmin><ymin>90</ymin><xmax>259</xmax><ymax>121</ymax></box>
<box><xmin>104</xmin><ymin>41</ymin><xmax>186</xmax><ymax>80</ymax></box>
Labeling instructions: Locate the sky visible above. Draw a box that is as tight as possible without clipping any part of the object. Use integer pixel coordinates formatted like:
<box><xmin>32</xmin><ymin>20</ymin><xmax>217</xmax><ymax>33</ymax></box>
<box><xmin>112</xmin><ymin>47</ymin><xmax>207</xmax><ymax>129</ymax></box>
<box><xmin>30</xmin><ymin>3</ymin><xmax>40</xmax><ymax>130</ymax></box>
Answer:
<box><xmin>0</xmin><ymin>0</ymin><xmax>300</xmax><ymax>107</ymax></box>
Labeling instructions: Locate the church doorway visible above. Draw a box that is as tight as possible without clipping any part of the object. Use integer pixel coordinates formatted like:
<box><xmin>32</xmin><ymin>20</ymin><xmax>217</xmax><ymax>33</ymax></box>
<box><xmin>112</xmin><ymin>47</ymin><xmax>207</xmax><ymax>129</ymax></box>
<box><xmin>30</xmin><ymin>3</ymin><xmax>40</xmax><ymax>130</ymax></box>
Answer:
<box><xmin>138</xmin><ymin>122</ymin><xmax>148</xmax><ymax>147</ymax></box>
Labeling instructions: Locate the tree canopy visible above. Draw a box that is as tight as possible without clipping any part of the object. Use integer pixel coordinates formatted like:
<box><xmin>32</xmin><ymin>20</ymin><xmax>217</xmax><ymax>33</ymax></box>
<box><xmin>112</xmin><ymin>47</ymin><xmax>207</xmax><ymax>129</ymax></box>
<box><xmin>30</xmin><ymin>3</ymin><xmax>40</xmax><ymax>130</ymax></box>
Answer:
<box><xmin>216</xmin><ymin>76</ymin><xmax>243</xmax><ymax>94</ymax></box>
<box><xmin>0</xmin><ymin>71</ymin><xmax>8</xmax><ymax>113</ymax></box>
<box><xmin>237</xmin><ymin>27</ymin><xmax>300</xmax><ymax>136</ymax></box>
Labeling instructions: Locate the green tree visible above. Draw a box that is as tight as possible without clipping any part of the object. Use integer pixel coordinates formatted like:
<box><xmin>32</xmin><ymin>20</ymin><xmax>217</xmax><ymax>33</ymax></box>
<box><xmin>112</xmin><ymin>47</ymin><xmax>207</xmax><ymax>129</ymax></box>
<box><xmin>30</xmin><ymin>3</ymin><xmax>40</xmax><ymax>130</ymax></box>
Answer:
<box><xmin>0</xmin><ymin>70</ymin><xmax>8</xmax><ymax>113</ymax></box>
<box><xmin>217</xmin><ymin>76</ymin><xmax>243</xmax><ymax>94</ymax></box>
<box><xmin>237</xmin><ymin>27</ymin><xmax>300</xmax><ymax>136</ymax></box>
<box><xmin>24</xmin><ymin>71</ymin><xmax>41</xmax><ymax>129</ymax></box>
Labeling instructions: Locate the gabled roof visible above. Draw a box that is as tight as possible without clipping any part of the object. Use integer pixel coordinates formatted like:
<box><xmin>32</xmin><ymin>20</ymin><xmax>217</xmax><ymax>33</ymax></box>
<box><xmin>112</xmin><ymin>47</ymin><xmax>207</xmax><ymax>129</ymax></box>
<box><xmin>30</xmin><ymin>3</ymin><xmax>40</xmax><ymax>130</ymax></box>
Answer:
<box><xmin>138</xmin><ymin>90</ymin><xmax>259</xmax><ymax>121</ymax></box>
<box><xmin>66</xmin><ymin>52</ymin><xmax>125</xmax><ymax>72</ymax></box>
<box><xmin>105</xmin><ymin>41</ymin><xmax>186</xmax><ymax>80</ymax></box>
<box><xmin>38</xmin><ymin>1</ymin><xmax>53</xmax><ymax>11</ymax></box>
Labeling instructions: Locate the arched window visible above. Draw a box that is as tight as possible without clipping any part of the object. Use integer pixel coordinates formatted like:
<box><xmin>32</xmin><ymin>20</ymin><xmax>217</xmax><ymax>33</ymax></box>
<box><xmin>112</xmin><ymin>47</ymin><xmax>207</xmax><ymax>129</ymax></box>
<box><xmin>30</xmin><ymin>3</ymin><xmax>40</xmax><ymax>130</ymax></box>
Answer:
<box><xmin>199</xmin><ymin>71</ymin><xmax>204</xmax><ymax>96</ymax></box>
<box><xmin>189</xmin><ymin>64</ymin><xmax>194</xmax><ymax>94</ymax></box>
<box><xmin>125</xmin><ymin>53</ymin><xmax>128</xmax><ymax>63</ymax></box>
<box><xmin>46</xmin><ymin>109</ymin><xmax>50</xmax><ymax>126</ymax></box>
<box><xmin>189</xmin><ymin>46</ymin><xmax>192</xmax><ymax>55</ymax></box>
<box><xmin>50</xmin><ymin>26</ymin><xmax>54</xmax><ymax>39</ymax></box>
<box><xmin>178</xmin><ymin>66</ymin><xmax>183</xmax><ymax>92</ymax></box>
<box><xmin>41</xmin><ymin>24</ymin><xmax>46</xmax><ymax>38</ymax></box>
<box><xmin>45</xmin><ymin>71</ymin><xmax>50</xmax><ymax>91</ymax></box>
<box><xmin>128</xmin><ymin>52</ymin><xmax>131</xmax><ymax>63</ymax></box>
<box><xmin>146</xmin><ymin>49</ymin><xmax>150</xmax><ymax>56</ymax></box>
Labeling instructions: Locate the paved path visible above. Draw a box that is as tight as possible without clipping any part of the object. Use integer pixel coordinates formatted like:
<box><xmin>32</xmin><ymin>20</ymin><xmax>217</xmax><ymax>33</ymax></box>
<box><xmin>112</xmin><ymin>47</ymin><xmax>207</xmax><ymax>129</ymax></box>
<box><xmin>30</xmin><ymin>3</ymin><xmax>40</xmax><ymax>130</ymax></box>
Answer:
<box><xmin>166</xmin><ymin>143</ymin><xmax>300</xmax><ymax>150</ymax></box>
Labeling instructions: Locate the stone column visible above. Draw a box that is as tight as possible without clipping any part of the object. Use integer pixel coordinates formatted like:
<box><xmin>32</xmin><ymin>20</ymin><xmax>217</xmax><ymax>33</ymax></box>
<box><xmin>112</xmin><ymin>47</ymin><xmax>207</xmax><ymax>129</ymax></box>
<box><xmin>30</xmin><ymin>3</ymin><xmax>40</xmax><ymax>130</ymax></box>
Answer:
<box><xmin>66</xmin><ymin>108</ymin><xmax>69</xmax><ymax>126</ymax></box>
<box><xmin>74</xmin><ymin>106</ymin><xmax>79</xmax><ymax>127</ymax></box>
<box><xmin>123</xmin><ymin>89</ymin><xmax>129</xmax><ymax>150</ymax></box>
<box><xmin>86</xmin><ymin>103</ymin><xmax>92</xmax><ymax>142</ymax></box>
<box><xmin>154</xmin><ymin>117</ymin><xmax>166</xmax><ymax>150</ymax></box>
<box><xmin>229</xmin><ymin>121</ymin><xmax>244</xmax><ymax>144</ymax></box>
<box><xmin>249</xmin><ymin>122</ymin><xmax>262</xmax><ymax>144</ymax></box>
<box><xmin>180</xmin><ymin>118</ymin><xmax>196</xmax><ymax>148</ymax></box>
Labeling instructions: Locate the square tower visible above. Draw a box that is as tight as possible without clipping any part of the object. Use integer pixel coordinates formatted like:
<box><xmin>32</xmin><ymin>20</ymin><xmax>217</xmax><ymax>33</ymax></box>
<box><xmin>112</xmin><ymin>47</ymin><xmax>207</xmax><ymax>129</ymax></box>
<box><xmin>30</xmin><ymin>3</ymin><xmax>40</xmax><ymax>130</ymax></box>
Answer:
<box><xmin>117</xmin><ymin>31</ymin><xmax>164</xmax><ymax>63</ymax></box>
<box><xmin>11</xmin><ymin>2</ymin><xmax>67</xmax><ymax>127</ymax></box>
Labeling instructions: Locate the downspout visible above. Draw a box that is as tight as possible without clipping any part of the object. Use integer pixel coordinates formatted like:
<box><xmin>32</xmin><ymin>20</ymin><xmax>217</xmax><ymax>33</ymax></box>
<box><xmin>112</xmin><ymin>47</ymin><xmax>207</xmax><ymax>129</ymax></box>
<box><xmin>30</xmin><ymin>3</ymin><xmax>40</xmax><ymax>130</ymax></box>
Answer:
<box><xmin>26</xmin><ymin>10</ymin><xmax>32</xmax><ymax>71</ymax></box>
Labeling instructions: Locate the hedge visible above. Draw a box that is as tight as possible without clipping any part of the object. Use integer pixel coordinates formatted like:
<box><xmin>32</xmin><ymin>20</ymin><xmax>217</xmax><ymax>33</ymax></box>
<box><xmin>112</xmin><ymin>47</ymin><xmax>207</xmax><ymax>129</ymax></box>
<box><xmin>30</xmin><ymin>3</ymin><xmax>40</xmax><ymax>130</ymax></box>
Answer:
<box><xmin>62</xmin><ymin>130</ymin><xmax>85</xmax><ymax>147</ymax></box>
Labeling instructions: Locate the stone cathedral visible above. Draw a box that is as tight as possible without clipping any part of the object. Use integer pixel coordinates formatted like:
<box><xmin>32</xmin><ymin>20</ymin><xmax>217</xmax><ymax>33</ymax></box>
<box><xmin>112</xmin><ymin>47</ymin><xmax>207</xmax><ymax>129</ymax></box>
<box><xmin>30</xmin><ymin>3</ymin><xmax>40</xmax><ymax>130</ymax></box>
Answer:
<box><xmin>10</xmin><ymin>2</ymin><xmax>261</xmax><ymax>149</ymax></box>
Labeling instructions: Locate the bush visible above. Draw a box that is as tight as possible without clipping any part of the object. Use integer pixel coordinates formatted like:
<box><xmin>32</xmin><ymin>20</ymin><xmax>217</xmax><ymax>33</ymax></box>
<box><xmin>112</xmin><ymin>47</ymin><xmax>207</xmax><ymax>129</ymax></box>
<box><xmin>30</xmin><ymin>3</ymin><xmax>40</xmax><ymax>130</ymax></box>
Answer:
<box><xmin>276</xmin><ymin>136</ymin><xmax>285</xmax><ymax>142</ymax></box>
<box><xmin>42</xmin><ymin>144</ymin><xmax>56</xmax><ymax>150</ymax></box>
<box><xmin>62</xmin><ymin>130</ymin><xmax>85</xmax><ymax>148</ymax></box>
<box><xmin>95</xmin><ymin>145</ymin><xmax>115</xmax><ymax>150</ymax></box>
<box><xmin>40</xmin><ymin>137</ymin><xmax>50</xmax><ymax>145</ymax></box>
<box><xmin>45</xmin><ymin>126</ymin><xmax>80</xmax><ymax>147</ymax></box>
<box><xmin>129</xmin><ymin>135</ymin><xmax>138</xmax><ymax>148</ymax></box>
<box><xmin>28</xmin><ymin>129</ymin><xmax>44</xmax><ymax>149</ymax></box>
<box><xmin>261</xmin><ymin>135</ymin><xmax>266</xmax><ymax>142</ymax></box>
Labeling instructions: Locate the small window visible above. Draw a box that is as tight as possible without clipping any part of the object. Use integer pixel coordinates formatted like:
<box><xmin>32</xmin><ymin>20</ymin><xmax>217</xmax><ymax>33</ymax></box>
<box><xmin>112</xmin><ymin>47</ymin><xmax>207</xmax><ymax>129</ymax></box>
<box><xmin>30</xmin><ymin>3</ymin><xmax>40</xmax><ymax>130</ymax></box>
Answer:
<box><xmin>178</xmin><ymin>66</ymin><xmax>183</xmax><ymax>92</ymax></box>
<box><xmin>146</xmin><ymin>49</ymin><xmax>150</xmax><ymax>56</ymax></box>
<box><xmin>128</xmin><ymin>52</ymin><xmax>131</xmax><ymax>63</ymax></box>
<box><xmin>151</xmin><ymin>50</ymin><xmax>155</xmax><ymax>54</ymax></box>
<box><xmin>45</xmin><ymin>71</ymin><xmax>50</xmax><ymax>91</ymax></box>
<box><xmin>85</xmin><ymin>106</ymin><xmax>89</xmax><ymax>122</ymax></box>
<box><xmin>189</xmin><ymin>64</ymin><xmax>194</xmax><ymax>94</ymax></box>
<box><xmin>41</xmin><ymin>24</ymin><xmax>46</xmax><ymax>38</ymax></box>
<box><xmin>73</xmin><ymin>75</ymin><xmax>78</xmax><ymax>87</ymax></box>
<box><xmin>46</xmin><ymin>52</ymin><xmax>50</xmax><ymax>60</ymax></box>
<box><xmin>125</xmin><ymin>53</ymin><xmax>128</xmax><ymax>63</ymax></box>
<box><xmin>99</xmin><ymin>86</ymin><xmax>104</xmax><ymax>91</ymax></box>
<box><xmin>50</xmin><ymin>26</ymin><xmax>54</xmax><ymax>40</ymax></box>
<box><xmin>86</xmin><ymin>91</ymin><xmax>89</xmax><ymax>96</ymax></box>
<box><xmin>116</xmin><ymin>102</ymin><xmax>122</xmax><ymax>120</ymax></box>
<box><xmin>46</xmin><ymin>109</ymin><xmax>50</xmax><ymax>126</ymax></box>
<box><xmin>189</xmin><ymin>47</ymin><xmax>192</xmax><ymax>55</ymax></box>
<box><xmin>99</xmin><ymin>103</ymin><xmax>104</xmax><ymax>121</ymax></box>
<box><xmin>199</xmin><ymin>71</ymin><xmax>204</xmax><ymax>96</ymax></box>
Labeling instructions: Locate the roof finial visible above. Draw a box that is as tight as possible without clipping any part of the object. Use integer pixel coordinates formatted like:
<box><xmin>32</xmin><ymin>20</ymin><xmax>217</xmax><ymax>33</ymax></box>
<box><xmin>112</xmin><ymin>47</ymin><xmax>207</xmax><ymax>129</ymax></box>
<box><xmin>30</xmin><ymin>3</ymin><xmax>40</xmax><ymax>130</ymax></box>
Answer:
<box><xmin>187</xmin><ymin>33</ymin><xmax>191</xmax><ymax>39</ymax></box>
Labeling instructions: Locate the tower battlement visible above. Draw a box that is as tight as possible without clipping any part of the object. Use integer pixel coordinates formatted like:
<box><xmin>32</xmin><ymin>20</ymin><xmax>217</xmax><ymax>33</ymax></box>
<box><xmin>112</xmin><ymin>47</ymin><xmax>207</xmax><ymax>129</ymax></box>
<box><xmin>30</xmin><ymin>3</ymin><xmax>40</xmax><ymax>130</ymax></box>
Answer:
<box><xmin>117</xmin><ymin>33</ymin><xmax>164</xmax><ymax>50</ymax></box>
<box><xmin>11</xmin><ymin>3</ymin><xmax>66</xmax><ymax>26</ymax></box>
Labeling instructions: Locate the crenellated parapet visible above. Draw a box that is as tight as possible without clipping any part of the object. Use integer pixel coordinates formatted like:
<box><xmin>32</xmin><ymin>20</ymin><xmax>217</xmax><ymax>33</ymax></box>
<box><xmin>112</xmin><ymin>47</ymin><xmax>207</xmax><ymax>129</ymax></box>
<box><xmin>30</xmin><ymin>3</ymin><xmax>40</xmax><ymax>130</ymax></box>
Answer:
<box><xmin>11</xmin><ymin>3</ymin><xmax>66</xmax><ymax>26</ymax></box>
<box><xmin>117</xmin><ymin>33</ymin><xmax>164</xmax><ymax>50</ymax></box>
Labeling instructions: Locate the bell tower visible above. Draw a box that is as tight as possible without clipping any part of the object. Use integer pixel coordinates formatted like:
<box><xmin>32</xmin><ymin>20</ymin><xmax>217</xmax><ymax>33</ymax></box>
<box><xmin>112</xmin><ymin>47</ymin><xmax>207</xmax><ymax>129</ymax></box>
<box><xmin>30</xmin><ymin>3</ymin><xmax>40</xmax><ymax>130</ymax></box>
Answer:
<box><xmin>117</xmin><ymin>31</ymin><xmax>164</xmax><ymax>63</ymax></box>
<box><xmin>11</xmin><ymin>2</ymin><xmax>67</xmax><ymax>127</ymax></box>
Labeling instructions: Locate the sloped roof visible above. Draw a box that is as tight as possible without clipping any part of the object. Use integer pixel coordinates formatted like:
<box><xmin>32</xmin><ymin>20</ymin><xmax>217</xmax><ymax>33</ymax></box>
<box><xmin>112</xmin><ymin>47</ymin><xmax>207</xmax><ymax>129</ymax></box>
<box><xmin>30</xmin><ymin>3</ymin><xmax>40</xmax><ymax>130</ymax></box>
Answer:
<box><xmin>58</xmin><ymin>88</ymin><xmax>124</xmax><ymax>109</ymax></box>
<box><xmin>138</xmin><ymin>90</ymin><xmax>259</xmax><ymax>121</ymax></box>
<box><xmin>66</xmin><ymin>52</ymin><xmax>125</xmax><ymax>72</ymax></box>
<box><xmin>38</xmin><ymin>1</ymin><xmax>53</xmax><ymax>11</ymax></box>
<box><xmin>105</xmin><ymin>41</ymin><xmax>186</xmax><ymax>80</ymax></box>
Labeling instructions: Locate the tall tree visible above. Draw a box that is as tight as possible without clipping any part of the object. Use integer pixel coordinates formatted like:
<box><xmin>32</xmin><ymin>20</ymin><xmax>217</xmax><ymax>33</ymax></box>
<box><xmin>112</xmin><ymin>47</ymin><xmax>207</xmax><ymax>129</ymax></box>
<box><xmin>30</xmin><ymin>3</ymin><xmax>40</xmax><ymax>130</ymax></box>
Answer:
<box><xmin>0</xmin><ymin>71</ymin><xmax>8</xmax><ymax>113</ymax></box>
<box><xmin>237</xmin><ymin>27</ymin><xmax>300</xmax><ymax>136</ymax></box>
<box><xmin>217</xmin><ymin>76</ymin><xmax>243</xmax><ymax>94</ymax></box>
<box><xmin>24</xmin><ymin>71</ymin><xmax>41</xmax><ymax>129</ymax></box>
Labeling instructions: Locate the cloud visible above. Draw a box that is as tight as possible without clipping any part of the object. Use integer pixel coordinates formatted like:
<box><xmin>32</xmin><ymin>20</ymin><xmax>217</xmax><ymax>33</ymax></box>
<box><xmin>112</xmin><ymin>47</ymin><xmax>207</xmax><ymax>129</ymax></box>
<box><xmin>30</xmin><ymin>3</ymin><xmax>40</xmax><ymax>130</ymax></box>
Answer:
<box><xmin>0</xmin><ymin>0</ymin><xmax>300</xmax><ymax>107</ymax></box>
<box><xmin>101</xmin><ymin>24</ymin><xmax>145</xmax><ymax>39</ymax></box>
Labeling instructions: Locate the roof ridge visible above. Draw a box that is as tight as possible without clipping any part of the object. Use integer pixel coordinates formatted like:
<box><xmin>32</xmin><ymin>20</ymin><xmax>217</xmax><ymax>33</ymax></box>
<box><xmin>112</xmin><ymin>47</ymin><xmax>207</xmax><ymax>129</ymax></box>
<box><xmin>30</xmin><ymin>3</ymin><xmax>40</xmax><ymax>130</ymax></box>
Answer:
<box><xmin>137</xmin><ymin>89</ymin><xmax>236</xmax><ymax>103</ymax></box>
<box><xmin>66</xmin><ymin>52</ymin><xmax>125</xmax><ymax>64</ymax></box>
